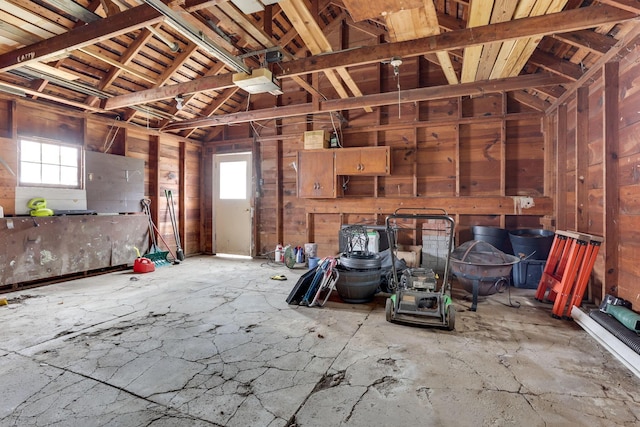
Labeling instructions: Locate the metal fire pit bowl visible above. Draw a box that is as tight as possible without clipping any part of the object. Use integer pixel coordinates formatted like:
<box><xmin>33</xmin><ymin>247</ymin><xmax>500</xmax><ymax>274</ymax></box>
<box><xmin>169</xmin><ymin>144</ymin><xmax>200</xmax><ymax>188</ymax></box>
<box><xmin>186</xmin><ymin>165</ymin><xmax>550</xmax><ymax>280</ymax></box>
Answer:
<box><xmin>450</xmin><ymin>240</ymin><xmax>520</xmax><ymax>311</ymax></box>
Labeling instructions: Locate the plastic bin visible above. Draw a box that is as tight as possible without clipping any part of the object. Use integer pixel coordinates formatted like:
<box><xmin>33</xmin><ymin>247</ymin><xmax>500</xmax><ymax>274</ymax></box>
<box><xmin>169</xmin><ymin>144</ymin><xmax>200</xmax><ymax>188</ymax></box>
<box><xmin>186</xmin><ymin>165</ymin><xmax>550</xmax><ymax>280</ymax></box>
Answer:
<box><xmin>512</xmin><ymin>259</ymin><xmax>546</xmax><ymax>289</ymax></box>
<box><xmin>472</xmin><ymin>226</ymin><xmax>511</xmax><ymax>254</ymax></box>
<box><xmin>509</xmin><ymin>229</ymin><xmax>554</xmax><ymax>260</ymax></box>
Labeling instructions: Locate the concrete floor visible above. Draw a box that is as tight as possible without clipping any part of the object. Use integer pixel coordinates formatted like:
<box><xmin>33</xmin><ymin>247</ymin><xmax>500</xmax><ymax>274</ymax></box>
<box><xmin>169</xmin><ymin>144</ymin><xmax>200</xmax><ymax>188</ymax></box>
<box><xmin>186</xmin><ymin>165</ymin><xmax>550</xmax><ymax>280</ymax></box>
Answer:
<box><xmin>0</xmin><ymin>256</ymin><xmax>638</xmax><ymax>427</ymax></box>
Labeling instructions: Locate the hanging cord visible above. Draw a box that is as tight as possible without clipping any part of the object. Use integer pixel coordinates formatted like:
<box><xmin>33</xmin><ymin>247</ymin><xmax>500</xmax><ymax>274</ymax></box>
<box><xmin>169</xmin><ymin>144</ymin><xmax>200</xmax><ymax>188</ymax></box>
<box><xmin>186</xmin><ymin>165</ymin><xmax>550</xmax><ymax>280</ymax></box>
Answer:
<box><xmin>102</xmin><ymin>116</ymin><xmax>121</xmax><ymax>153</ymax></box>
<box><xmin>329</xmin><ymin>111</ymin><xmax>343</xmax><ymax>148</ymax></box>
<box><xmin>390</xmin><ymin>57</ymin><xmax>403</xmax><ymax>119</ymax></box>
<box><xmin>397</xmin><ymin>75</ymin><xmax>401</xmax><ymax>119</ymax></box>
<box><xmin>245</xmin><ymin>93</ymin><xmax>261</xmax><ymax>138</ymax></box>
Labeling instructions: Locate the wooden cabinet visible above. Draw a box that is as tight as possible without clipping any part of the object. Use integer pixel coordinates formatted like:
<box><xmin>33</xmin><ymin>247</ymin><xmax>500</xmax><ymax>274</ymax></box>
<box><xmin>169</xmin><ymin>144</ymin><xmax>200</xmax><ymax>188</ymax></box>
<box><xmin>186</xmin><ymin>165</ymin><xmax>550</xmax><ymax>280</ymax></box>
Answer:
<box><xmin>297</xmin><ymin>150</ymin><xmax>337</xmax><ymax>198</ymax></box>
<box><xmin>335</xmin><ymin>146</ymin><xmax>390</xmax><ymax>176</ymax></box>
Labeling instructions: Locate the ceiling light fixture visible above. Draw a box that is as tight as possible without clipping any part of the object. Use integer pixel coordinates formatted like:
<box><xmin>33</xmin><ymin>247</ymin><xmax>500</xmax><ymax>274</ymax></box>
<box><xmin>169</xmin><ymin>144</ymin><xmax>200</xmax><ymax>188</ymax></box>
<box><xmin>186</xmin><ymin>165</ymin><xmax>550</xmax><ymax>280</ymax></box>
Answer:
<box><xmin>175</xmin><ymin>94</ymin><xmax>184</xmax><ymax>110</ymax></box>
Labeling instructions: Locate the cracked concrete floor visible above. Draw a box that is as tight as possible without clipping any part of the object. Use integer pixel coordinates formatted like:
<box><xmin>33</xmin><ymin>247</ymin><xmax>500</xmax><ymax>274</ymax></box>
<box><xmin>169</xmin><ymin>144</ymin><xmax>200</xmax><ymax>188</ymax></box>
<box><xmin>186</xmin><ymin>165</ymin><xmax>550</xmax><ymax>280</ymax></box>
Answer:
<box><xmin>1</xmin><ymin>256</ymin><xmax>638</xmax><ymax>427</ymax></box>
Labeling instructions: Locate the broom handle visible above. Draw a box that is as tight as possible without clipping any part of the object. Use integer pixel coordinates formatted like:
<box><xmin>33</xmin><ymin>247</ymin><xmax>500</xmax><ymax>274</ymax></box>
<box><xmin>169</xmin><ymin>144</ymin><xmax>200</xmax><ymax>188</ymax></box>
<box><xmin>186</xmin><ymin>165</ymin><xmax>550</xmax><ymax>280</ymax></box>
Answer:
<box><xmin>150</xmin><ymin>219</ymin><xmax>177</xmax><ymax>260</ymax></box>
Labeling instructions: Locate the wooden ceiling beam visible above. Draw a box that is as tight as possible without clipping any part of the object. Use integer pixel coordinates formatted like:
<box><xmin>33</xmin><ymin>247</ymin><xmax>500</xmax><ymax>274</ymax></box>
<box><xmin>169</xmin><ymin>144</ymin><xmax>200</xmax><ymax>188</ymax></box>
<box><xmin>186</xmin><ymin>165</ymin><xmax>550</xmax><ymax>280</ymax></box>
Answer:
<box><xmin>460</xmin><ymin>0</ymin><xmax>493</xmax><ymax>83</ymax></box>
<box><xmin>547</xmin><ymin>19</ymin><xmax>640</xmax><ymax>112</ymax></box>
<box><xmin>381</xmin><ymin>1</ymin><xmax>458</xmax><ymax>84</ymax></box>
<box><xmin>183</xmin><ymin>0</ymin><xmax>228</xmax><ymax>12</ymax></box>
<box><xmin>279</xmin><ymin>4</ymin><xmax>637</xmax><ymax>77</ymax></box>
<box><xmin>0</xmin><ymin>4</ymin><xmax>163</xmax><ymax>73</ymax></box>
<box><xmin>529</xmin><ymin>50</ymin><xmax>583</xmax><ymax>81</ymax></box>
<box><xmin>535</xmin><ymin>84</ymin><xmax>566</xmax><ymax>99</ymax></box>
<box><xmin>215</xmin><ymin>2</ymin><xmax>274</xmax><ymax>48</ymax></box>
<box><xmin>122</xmin><ymin>43</ymin><xmax>200</xmax><ymax>123</ymax></box>
<box><xmin>510</xmin><ymin>90</ymin><xmax>552</xmax><ymax>112</ymax></box>
<box><xmin>0</xmin><ymin>80</ymin><xmax>104</xmax><ymax>111</ymax></box>
<box><xmin>422</xmin><ymin>0</ymin><xmax>459</xmax><ymax>84</ymax></box>
<box><xmin>598</xmin><ymin>0</ymin><xmax>640</xmax><ymax>14</ymax></box>
<box><xmin>474</xmin><ymin>0</ymin><xmax>518</xmax><ymax>81</ymax></box>
<box><xmin>345</xmin><ymin>15</ymin><xmax>387</xmax><ymax>38</ymax></box>
<box><xmin>181</xmin><ymin>86</ymin><xmax>239</xmax><ymax>138</ymax></box>
<box><xmin>84</xmin><ymin>26</ymin><xmax>154</xmax><ymax>107</ymax></box>
<box><xmin>436</xmin><ymin>12</ymin><xmax>466</xmax><ymax>31</ymax></box>
<box><xmin>552</xmin><ymin>29</ymin><xmax>617</xmax><ymax>55</ymax></box>
<box><xmin>103</xmin><ymin>73</ymin><xmax>235</xmax><ymax>109</ymax></box>
<box><xmin>490</xmin><ymin>0</ymin><xmax>566</xmax><ymax>79</ymax></box>
<box><xmin>163</xmin><ymin>72</ymin><xmax>568</xmax><ymax>130</ymax></box>
<box><xmin>149</xmin><ymin>60</ymin><xmax>229</xmax><ymax>125</ymax></box>
<box><xmin>320</xmin><ymin>72</ymin><xmax>567</xmax><ymax>111</ymax></box>
<box><xmin>280</xmin><ymin>0</ymin><xmax>372</xmax><ymax>112</ymax></box>
<box><xmin>78</xmin><ymin>47</ymin><xmax>157</xmax><ymax>84</ymax></box>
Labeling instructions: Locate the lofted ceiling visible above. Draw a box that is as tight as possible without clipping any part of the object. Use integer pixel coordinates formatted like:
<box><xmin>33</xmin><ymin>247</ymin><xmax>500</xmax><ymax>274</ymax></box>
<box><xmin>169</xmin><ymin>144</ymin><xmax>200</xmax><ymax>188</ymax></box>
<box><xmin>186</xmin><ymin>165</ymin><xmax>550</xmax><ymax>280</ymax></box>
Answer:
<box><xmin>0</xmin><ymin>0</ymin><xmax>638</xmax><ymax>142</ymax></box>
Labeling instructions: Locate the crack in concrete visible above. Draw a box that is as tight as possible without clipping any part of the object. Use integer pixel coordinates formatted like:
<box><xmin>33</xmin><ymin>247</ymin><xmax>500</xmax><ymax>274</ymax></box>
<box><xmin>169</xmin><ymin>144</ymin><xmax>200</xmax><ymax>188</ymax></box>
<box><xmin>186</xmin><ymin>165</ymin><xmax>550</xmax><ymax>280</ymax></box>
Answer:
<box><xmin>282</xmin><ymin>309</ymin><xmax>375</xmax><ymax>426</ymax></box>
<box><xmin>6</xmin><ymin>258</ymin><xmax>637</xmax><ymax>426</ymax></box>
<box><xmin>311</xmin><ymin>370</ymin><xmax>346</xmax><ymax>393</ymax></box>
<box><xmin>18</xmin><ymin>359</ymin><xmax>220</xmax><ymax>426</ymax></box>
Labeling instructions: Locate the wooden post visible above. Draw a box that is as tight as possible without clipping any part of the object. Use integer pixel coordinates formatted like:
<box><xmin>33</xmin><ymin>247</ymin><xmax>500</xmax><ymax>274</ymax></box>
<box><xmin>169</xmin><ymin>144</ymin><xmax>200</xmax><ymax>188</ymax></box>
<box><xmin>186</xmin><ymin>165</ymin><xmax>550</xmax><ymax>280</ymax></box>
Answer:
<box><xmin>500</xmin><ymin>92</ymin><xmax>506</xmax><ymax>229</ymax></box>
<box><xmin>178</xmin><ymin>141</ymin><xmax>186</xmax><ymax>254</ymax></box>
<box><xmin>576</xmin><ymin>86</ymin><xmax>589</xmax><ymax>232</ymax></box>
<box><xmin>276</xmin><ymin>139</ymin><xmax>283</xmax><ymax>247</ymax></box>
<box><xmin>556</xmin><ymin>104</ymin><xmax>568</xmax><ymax>231</ymax></box>
<box><xmin>150</xmin><ymin>135</ymin><xmax>160</xmax><ymax>231</ymax></box>
<box><xmin>455</xmin><ymin>98</ymin><xmax>461</xmax><ymax>197</ymax></box>
<box><xmin>603</xmin><ymin>61</ymin><xmax>620</xmax><ymax>297</ymax></box>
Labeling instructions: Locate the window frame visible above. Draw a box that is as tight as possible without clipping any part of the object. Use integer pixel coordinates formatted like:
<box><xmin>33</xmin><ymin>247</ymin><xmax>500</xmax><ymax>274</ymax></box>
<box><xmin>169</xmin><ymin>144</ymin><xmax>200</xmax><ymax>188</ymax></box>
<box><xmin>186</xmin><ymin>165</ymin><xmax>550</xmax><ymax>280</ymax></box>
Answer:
<box><xmin>18</xmin><ymin>136</ymin><xmax>83</xmax><ymax>189</ymax></box>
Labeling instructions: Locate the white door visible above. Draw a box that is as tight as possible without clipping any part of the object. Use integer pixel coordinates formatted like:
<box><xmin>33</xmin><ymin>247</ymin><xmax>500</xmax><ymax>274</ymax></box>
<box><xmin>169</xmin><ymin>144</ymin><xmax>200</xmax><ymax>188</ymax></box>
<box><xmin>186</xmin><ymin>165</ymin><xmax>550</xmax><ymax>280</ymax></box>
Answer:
<box><xmin>214</xmin><ymin>152</ymin><xmax>252</xmax><ymax>256</ymax></box>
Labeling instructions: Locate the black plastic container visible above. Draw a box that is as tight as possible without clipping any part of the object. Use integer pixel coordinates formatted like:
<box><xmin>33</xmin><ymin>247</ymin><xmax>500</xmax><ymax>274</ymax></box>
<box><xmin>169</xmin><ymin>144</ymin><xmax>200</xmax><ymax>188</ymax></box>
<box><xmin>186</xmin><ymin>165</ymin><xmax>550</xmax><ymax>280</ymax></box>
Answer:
<box><xmin>472</xmin><ymin>226</ymin><xmax>512</xmax><ymax>254</ymax></box>
<box><xmin>509</xmin><ymin>229</ymin><xmax>554</xmax><ymax>260</ymax></box>
<box><xmin>512</xmin><ymin>259</ymin><xmax>546</xmax><ymax>289</ymax></box>
<box><xmin>335</xmin><ymin>268</ymin><xmax>381</xmax><ymax>303</ymax></box>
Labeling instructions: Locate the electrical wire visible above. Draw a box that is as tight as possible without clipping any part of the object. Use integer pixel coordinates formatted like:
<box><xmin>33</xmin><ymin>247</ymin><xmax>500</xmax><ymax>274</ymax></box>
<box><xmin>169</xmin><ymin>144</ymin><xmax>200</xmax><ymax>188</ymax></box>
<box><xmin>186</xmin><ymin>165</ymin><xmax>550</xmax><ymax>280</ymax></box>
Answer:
<box><xmin>329</xmin><ymin>111</ymin><xmax>343</xmax><ymax>148</ymax></box>
<box><xmin>102</xmin><ymin>116</ymin><xmax>121</xmax><ymax>153</ymax></box>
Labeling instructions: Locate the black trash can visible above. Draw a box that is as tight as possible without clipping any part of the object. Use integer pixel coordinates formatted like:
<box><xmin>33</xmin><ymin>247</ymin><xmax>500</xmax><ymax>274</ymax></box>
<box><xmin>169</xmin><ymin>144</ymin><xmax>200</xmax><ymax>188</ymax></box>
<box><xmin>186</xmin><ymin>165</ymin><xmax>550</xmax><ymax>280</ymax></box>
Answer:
<box><xmin>509</xmin><ymin>229</ymin><xmax>554</xmax><ymax>260</ymax></box>
<box><xmin>472</xmin><ymin>226</ymin><xmax>512</xmax><ymax>254</ymax></box>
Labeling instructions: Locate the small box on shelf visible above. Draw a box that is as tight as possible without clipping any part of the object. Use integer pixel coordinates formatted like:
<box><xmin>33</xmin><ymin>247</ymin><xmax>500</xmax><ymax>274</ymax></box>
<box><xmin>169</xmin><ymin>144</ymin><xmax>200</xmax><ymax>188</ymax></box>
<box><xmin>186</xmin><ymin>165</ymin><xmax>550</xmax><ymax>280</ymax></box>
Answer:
<box><xmin>304</xmin><ymin>130</ymin><xmax>329</xmax><ymax>149</ymax></box>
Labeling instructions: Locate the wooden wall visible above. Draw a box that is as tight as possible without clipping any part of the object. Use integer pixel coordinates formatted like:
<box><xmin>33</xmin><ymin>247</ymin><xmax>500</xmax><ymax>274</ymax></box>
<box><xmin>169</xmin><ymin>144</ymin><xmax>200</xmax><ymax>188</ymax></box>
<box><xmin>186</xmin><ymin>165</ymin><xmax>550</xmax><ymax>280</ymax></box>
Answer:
<box><xmin>548</xmin><ymin>42</ymin><xmax>640</xmax><ymax>306</ymax></box>
<box><xmin>0</xmin><ymin>97</ymin><xmax>202</xmax><ymax>269</ymax></box>
<box><xmin>205</xmin><ymin>57</ymin><xmax>553</xmax><ymax>260</ymax></box>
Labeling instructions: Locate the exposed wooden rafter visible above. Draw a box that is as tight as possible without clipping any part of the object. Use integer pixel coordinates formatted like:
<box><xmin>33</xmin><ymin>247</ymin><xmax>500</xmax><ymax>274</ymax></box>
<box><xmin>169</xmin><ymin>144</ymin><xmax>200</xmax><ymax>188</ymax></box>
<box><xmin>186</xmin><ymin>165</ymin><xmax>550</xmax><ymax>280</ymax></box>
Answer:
<box><xmin>279</xmin><ymin>0</ymin><xmax>373</xmax><ymax>112</ymax></box>
<box><xmin>163</xmin><ymin>72</ymin><xmax>567</xmax><ymax>130</ymax></box>
<box><xmin>0</xmin><ymin>1</ymin><xmax>636</xmax><ymax>132</ymax></box>
<box><xmin>0</xmin><ymin>4</ymin><xmax>163</xmax><ymax>73</ymax></box>
<box><xmin>280</xmin><ymin>4</ymin><xmax>636</xmax><ymax>77</ymax></box>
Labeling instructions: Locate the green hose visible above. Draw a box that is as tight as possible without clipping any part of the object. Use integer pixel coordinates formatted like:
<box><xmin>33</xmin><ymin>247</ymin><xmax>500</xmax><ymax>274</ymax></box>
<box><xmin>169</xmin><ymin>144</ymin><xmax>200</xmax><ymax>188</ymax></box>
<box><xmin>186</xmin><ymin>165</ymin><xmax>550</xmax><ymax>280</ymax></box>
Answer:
<box><xmin>605</xmin><ymin>304</ymin><xmax>640</xmax><ymax>332</ymax></box>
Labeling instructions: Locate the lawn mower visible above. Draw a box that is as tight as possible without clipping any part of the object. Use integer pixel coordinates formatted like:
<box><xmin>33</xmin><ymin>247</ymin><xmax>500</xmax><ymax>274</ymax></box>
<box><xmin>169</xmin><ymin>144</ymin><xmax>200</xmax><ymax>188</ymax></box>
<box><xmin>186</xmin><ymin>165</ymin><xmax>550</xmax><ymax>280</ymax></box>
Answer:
<box><xmin>384</xmin><ymin>208</ymin><xmax>456</xmax><ymax>330</ymax></box>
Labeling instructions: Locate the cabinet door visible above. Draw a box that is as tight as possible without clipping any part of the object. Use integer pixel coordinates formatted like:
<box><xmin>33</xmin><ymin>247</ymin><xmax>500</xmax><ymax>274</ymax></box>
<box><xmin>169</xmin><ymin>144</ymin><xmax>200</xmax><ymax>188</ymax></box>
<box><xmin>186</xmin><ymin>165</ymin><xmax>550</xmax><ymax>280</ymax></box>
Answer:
<box><xmin>297</xmin><ymin>150</ymin><xmax>336</xmax><ymax>198</ymax></box>
<box><xmin>335</xmin><ymin>146</ymin><xmax>390</xmax><ymax>176</ymax></box>
<box><xmin>359</xmin><ymin>146</ymin><xmax>390</xmax><ymax>175</ymax></box>
<box><xmin>334</xmin><ymin>148</ymin><xmax>362</xmax><ymax>175</ymax></box>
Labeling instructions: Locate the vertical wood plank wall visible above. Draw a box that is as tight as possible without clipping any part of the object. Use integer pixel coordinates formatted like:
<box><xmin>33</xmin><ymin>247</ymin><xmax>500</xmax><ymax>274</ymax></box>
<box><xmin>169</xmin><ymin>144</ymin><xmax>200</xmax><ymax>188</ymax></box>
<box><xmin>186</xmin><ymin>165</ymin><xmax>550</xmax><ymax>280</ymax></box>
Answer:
<box><xmin>1</xmin><ymin>42</ymin><xmax>638</xmax><ymax>306</ymax></box>
<box><xmin>548</xmin><ymin>43</ymin><xmax>640</xmax><ymax>305</ymax></box>
<box><xmin>205</xmin><ymin>58</ymin><xmax>553</xmax><ymax>260</ymax></box>
<box><xmin>0</xmin><ymin>99</ymin><xmax>202</xmax><ymax>261</ymax></box>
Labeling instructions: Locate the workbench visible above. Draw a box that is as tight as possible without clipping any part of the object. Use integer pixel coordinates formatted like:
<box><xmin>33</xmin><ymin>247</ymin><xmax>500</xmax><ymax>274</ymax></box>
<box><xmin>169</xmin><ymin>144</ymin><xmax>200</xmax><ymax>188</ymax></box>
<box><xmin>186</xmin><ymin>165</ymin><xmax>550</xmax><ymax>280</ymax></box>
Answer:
<box><xmin>0</xmin><ymin>214</ymin><xmax>148</xmax><ymax>290</ymax></box>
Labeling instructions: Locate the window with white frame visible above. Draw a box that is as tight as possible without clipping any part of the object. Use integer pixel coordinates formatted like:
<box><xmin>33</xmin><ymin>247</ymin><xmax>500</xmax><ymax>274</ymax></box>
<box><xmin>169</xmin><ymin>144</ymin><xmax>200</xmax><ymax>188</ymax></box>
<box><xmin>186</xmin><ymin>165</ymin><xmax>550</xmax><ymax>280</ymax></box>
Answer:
<box><xmin>19</xmin><ymin>138</ymin><xmax>81</xmax><ymax>188</ymax></box>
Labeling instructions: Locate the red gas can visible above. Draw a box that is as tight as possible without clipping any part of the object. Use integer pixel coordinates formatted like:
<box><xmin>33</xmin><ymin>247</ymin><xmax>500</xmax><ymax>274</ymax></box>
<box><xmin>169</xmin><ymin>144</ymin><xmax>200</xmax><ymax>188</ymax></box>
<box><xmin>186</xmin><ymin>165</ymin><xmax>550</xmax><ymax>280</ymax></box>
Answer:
<box><xmin>133</xmin><ymin>257</ymin><xmax>155</xmax><ymax>273</ymax></box>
